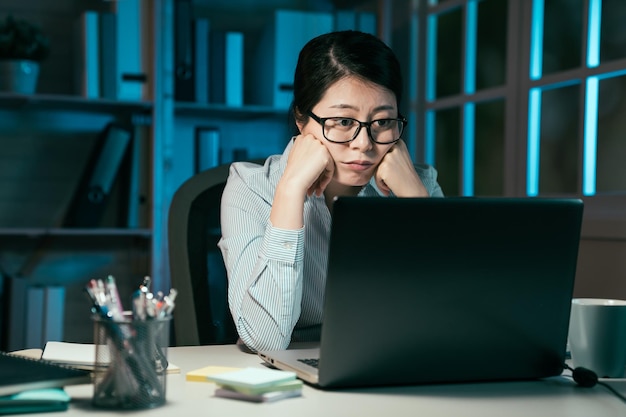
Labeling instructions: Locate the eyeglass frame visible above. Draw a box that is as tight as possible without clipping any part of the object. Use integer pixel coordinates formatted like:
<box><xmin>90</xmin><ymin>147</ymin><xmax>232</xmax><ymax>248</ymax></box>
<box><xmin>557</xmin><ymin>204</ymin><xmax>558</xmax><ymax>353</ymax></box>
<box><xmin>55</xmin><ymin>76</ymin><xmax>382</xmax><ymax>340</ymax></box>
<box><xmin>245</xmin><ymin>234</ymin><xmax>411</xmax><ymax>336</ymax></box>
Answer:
<box><xmin>306</xmin><ymin>111</ymin><xmax>407</xmax><ymax>144</ymax></box>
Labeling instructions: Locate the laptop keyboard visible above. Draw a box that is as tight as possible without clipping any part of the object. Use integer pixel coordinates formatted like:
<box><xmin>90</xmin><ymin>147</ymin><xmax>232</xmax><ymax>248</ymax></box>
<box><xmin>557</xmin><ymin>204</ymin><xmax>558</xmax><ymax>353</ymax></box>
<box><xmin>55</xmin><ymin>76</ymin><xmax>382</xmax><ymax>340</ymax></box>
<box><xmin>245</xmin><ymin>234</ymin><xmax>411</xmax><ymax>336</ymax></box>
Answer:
<box><xmin>298</xmin><ymin>358</ymin><xmax>319</xmax><ymax>368</ymax></box>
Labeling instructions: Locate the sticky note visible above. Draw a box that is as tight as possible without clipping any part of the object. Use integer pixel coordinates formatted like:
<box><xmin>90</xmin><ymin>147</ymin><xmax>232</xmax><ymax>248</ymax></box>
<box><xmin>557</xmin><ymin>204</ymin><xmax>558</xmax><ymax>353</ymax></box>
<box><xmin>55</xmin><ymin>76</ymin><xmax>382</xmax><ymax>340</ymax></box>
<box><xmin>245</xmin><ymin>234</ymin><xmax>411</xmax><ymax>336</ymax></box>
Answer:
<box><xmin>206</xmin><ymin>367</ymin><xmax>296</xmax><ymax>389</ymax></box>
<box><xmin>186</xmin><ymin>366</ymin><xmax>240</xmax><ymax>382</ymax></box>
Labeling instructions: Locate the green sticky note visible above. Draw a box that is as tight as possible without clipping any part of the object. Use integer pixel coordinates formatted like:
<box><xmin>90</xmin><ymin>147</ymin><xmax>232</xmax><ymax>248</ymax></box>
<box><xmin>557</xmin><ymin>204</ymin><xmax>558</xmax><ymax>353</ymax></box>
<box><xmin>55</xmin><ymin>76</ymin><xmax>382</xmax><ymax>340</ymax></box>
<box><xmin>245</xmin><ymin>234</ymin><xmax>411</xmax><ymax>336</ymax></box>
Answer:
<box><xmin>207</xmin><ymin>367</ymin><xmax>296</xmax><ymax>389</ymax></box>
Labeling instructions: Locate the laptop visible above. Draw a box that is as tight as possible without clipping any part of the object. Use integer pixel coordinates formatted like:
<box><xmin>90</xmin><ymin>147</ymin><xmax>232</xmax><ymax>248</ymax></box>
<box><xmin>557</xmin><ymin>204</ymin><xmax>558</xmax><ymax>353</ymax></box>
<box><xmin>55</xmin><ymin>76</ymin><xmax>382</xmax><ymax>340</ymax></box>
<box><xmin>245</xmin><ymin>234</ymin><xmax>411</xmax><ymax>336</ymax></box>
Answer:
<box><xmin>258</xmin><ymin>197</ymin><xmax>584</xmax><ymax>389</ymax></box>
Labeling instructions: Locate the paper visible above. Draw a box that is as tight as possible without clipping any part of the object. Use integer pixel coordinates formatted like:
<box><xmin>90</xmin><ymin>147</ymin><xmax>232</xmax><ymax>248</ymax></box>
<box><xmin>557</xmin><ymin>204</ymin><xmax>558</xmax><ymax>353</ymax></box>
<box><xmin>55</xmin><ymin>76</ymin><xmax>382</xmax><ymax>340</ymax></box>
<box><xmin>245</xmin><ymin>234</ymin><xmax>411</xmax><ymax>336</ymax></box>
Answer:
<box><xmin>206</xmin><ymin>367</ymin><xmax>296</xmax><ymax>389</ymax></box>
<box><xmin>42</xmin><ymin>342</ymin><xmax>99</xmax><ymax>368</ymax></box>
<box><xmin>42</xmin><ymin>341</ymin><xmax>180</xmax><ymax>374</ymax></box>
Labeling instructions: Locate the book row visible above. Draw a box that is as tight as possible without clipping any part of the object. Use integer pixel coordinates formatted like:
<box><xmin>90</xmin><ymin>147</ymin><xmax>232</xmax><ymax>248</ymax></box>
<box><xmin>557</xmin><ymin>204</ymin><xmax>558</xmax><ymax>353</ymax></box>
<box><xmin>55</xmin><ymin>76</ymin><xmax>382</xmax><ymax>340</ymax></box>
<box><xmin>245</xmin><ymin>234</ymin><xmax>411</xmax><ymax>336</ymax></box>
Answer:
<box><xmin>74</xmin><ymin>1</ymin><xmax>146</xmax><ymax>101</ymax></box>
<box><xmin>174</xmin><ymin>5</ymin><xmax>377</xmax><ymax>108</ymax></box>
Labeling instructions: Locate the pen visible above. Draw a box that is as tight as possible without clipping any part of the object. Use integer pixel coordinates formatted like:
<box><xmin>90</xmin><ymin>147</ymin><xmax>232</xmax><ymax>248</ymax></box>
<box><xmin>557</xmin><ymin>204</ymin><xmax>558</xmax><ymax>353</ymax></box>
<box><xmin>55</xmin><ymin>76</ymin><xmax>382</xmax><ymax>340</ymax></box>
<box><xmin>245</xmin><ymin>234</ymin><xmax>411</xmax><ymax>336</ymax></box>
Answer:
<box><xmin>132</xmin><ymin>286</ymin><xmax>147</xmax><ymax>321</ymax></box>
<box><xmin>105</xmin><ymin>275</ymin><xmax>124</xmax><ymax>321</ymax></box>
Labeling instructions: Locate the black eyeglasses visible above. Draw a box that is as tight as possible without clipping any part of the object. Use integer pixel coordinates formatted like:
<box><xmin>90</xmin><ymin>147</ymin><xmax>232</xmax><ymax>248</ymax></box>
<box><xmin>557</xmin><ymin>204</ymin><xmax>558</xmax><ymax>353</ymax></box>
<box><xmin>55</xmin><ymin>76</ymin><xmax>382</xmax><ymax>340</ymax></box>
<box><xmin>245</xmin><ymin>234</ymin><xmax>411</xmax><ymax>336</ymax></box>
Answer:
<box><xmin>307</xmin><ymin>111</ymin><xmax>407</xmax><ymax>144</ymax></box>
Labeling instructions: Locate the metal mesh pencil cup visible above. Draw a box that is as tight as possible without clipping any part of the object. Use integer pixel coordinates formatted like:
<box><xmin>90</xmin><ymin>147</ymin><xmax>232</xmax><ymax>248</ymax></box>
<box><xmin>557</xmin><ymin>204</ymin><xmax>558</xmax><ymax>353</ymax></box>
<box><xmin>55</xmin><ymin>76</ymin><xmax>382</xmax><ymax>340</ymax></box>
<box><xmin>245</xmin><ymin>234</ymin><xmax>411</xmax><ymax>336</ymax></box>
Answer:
<box><xmin>92</xmin><ymin>314</ymin><xmax>171</xmax><ymax>409</ymax></box>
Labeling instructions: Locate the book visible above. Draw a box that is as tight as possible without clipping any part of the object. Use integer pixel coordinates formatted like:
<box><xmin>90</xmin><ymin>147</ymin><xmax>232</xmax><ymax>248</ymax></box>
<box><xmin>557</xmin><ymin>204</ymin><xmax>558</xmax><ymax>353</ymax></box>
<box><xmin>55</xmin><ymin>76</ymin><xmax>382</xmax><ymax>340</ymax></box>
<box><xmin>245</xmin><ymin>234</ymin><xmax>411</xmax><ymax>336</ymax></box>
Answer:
<box><xmin>42</xmin><ymin>341</ymin><xmax>180</xmax><ymax>374</ymax></box>
<box><xmin>0</xmin><ymin>351</ymin><xmax>91</xmax><ymax>397</ymax></box>
<box><xmin>215</xmin><ymin>387</ymin><xmax>301</xmax><ymax>403</ymax></box>
<box><xmin>206</xmin><ymin>367</ymin><xmax>296</xmax><ymax>389</ymax></box>
<box><xmin>0</xmin><ymin>388</ymin><xmax>71</xmax><ymax>415</ymax></box>
<box><xmin>74</xmin><ymin>10</ymin><xmax>100</xmax><ymax>98</ymax></box>
<box><xmin>209</xmin><ymin>30</ymin><xmax>244</xmax><ymax>106</ymax></box>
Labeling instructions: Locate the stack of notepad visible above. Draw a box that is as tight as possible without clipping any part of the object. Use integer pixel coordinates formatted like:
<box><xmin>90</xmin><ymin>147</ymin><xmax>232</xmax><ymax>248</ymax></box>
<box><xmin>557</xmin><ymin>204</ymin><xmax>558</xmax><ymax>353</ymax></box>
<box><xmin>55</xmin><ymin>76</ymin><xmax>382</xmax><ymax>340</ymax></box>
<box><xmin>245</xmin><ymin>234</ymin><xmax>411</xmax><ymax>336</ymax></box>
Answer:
<box><xmin>207</xmin><ymin>367</ymin><xmax>302</xmax><ymax>403</ymax></box>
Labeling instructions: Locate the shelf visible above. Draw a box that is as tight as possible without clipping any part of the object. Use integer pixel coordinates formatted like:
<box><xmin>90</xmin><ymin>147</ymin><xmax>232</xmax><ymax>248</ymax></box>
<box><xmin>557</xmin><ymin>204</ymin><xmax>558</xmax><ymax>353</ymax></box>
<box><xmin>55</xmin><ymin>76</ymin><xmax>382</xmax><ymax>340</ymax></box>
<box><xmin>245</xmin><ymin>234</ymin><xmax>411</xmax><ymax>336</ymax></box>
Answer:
<box><xmin>0</xmin><ymin>93</ymin><xmax>152</xmax><ymax>115</ymax></box>
<box><xmin>175</xmin><ymin>102</ymin><xmax>289</xmax><ymax>119</ymax></box>
<box><xmin>0</xmin><ymin>228</ymin><xmax>152</xmax><ymax>238</ymax></box>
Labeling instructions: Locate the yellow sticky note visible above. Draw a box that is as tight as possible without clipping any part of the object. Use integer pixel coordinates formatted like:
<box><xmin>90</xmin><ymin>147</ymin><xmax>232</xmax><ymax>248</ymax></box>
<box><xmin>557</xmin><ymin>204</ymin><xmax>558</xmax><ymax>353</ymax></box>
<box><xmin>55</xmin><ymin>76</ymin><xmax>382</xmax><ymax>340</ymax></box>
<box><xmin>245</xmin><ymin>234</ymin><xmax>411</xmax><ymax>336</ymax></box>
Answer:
<box><xmin>186</xmin><ymin>366</ymin><xmax>241</xmax><ymax>382</ymax></box>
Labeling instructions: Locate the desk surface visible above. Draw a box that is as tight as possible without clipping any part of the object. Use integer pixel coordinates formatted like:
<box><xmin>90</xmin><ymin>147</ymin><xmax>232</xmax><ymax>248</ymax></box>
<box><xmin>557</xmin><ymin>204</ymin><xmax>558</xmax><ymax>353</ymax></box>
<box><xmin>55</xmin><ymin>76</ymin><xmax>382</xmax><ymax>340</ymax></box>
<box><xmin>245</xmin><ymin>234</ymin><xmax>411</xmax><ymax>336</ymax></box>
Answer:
<box><xmin>39</xmin><ymin>345</ymin><xmax>626</xmax><ymax>416</ymax></box>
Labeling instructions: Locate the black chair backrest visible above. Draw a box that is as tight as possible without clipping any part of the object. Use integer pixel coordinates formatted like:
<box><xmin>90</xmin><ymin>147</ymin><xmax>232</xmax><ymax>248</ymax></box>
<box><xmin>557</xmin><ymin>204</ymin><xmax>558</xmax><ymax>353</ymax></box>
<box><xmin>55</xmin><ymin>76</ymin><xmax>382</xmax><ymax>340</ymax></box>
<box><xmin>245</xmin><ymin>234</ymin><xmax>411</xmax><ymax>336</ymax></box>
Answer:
<box><xmin>168</xmin><ymin>164</ymin><xmax>237</xmax><ymax>346</ymax></box>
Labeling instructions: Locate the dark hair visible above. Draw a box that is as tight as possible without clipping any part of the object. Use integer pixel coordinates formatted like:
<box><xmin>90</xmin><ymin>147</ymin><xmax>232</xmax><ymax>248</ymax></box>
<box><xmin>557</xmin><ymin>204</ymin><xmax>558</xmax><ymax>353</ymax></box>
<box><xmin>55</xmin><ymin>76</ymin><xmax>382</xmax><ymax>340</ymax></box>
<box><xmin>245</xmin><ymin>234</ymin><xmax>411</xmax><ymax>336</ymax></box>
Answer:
<box><xmin>292</xmin><ymin>30</ymin><xmax>403</xmax><ymax>129</ymax></box>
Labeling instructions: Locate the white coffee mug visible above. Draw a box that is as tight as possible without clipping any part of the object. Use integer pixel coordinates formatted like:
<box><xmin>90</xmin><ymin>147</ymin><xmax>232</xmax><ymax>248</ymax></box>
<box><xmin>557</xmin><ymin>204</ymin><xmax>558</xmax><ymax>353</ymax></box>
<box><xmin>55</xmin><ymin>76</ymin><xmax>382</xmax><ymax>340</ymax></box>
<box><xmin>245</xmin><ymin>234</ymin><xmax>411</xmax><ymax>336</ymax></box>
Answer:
<box><xmin>568</xmin><ymin>298</ymin><xmax>626</xmax><ymax>378</ymax></box>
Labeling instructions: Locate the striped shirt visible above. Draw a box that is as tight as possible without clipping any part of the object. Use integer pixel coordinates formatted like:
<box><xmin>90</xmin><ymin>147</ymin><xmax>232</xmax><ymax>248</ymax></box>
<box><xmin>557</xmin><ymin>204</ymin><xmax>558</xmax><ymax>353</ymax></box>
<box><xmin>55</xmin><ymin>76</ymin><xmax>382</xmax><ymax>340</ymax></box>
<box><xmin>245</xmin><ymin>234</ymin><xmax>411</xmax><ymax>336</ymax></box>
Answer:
<box><xmin>218</xmin><ymin>139</ymin><xmax>444</xmax><ymax>352</ymax></box>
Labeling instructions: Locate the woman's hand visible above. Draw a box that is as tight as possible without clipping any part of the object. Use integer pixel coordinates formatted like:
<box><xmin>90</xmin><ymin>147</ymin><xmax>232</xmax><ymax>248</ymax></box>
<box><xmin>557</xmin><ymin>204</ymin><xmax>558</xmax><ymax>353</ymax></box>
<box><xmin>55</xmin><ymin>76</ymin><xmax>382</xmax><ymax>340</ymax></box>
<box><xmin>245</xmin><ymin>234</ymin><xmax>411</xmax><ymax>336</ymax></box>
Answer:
<box><xmin>282</xmin><ymin>134</ymin><xmax>335</xmax><ymax>197</ymax></box>
<box><xmin>270</xmin><ymin>135</ymin><xmax>335</xmax><ymax>230</ymax></box>
<box><xmin>375</xmin><ymin>140</ymin><xmax>428</xmax><ymax>197</ymax></box>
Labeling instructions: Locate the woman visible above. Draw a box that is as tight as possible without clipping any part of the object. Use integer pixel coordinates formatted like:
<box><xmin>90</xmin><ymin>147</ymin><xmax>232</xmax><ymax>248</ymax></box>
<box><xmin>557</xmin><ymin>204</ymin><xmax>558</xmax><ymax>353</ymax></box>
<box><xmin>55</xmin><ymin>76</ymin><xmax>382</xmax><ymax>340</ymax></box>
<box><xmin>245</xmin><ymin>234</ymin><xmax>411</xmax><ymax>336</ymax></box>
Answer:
<box><xmin>218</xmin><ymin>30</ymin><xmax>444</xmax><ymax>352</ymax></box>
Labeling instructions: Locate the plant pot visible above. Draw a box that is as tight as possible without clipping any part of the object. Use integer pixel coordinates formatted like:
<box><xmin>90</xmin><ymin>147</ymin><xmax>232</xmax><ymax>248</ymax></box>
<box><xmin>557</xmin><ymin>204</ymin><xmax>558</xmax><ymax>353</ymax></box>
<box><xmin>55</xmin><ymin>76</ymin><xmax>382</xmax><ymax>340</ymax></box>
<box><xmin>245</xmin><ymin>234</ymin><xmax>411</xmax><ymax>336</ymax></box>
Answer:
<box><xmin>0</xmin><ymin>59</ymin><xmax>40</xmax><ymax>94</ymax></box>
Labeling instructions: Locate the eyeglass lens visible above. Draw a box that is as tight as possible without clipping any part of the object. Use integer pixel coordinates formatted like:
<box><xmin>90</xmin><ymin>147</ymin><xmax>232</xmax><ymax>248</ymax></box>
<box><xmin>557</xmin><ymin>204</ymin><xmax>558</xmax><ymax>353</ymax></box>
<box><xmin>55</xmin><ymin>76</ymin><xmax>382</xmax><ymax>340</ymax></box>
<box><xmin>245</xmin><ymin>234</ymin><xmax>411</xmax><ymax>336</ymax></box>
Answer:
<box><xmin>323</xmin><ymin>118</ymin><xmax>403</xmax><ymax>143</ymax></box>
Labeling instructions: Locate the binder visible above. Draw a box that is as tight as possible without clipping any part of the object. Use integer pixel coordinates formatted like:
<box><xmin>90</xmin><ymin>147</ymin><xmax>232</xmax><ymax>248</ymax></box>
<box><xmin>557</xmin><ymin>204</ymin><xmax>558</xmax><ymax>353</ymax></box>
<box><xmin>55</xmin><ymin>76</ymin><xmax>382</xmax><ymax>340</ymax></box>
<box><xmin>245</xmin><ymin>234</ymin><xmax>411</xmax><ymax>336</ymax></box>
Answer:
<box><xmin>174</xmin><ymin>0</ymin><xmax>194</xmax><ymax>101</ymax></box>
<box><xmin>208</xmin><ymin>30</ymin><xmax>226</xmax><ymax>104</ymax></box>
<box><xmin>210</xmin><ymin>31</ymin><xmax>244</xmax><ymax>106</ymax></box>
<box><xmin>195</xmin><ymin>127</ymin><xmax>221</xmax><ymax>173</ymax></box>
<box><xmin>251</xmin><ymin>10</ymin><xmax>334</xmax><ymax>109</ymax></box>
<box><xmin>126</xmin><ymin>124</ymin><xmax>149</xmax><ymax>228</ymax></box>
<box><xmin>99</xmin><ymin>12</ymin><xmax>117</xmax><ymax>100</ymax></box>
<box><xmin>114</xmin><ymin>0</ymin><xmax>145</xmax><ymax>100</ymax></box>
<box><xmin>334</xmin><ymin>11</ymin><xmax>377</xmax><ymax>35</ymax></box>
<box><xmin>225</xmin><ymin>32</ymin><xmax>244</xmax><ymax>107</ymax></box>
<box><xmin>63</xmin><ymin>123</ymin><xmax>132</xmax><ymax>227</ymax></box>
<box><xmin>194</xmin><ymin>18</ymin><xmax>210</xmax><ymax>103</ymax></box>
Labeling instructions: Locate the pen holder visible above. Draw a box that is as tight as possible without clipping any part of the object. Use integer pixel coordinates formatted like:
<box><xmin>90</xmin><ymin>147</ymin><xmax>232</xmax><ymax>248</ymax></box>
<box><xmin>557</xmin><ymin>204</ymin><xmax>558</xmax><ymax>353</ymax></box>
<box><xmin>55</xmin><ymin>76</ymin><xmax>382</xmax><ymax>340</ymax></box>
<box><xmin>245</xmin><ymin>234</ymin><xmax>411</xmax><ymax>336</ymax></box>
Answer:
<box><xmin>91</xmin><ymin>314</ymin><xmax>171</xmax><ymax>409</ymax></box>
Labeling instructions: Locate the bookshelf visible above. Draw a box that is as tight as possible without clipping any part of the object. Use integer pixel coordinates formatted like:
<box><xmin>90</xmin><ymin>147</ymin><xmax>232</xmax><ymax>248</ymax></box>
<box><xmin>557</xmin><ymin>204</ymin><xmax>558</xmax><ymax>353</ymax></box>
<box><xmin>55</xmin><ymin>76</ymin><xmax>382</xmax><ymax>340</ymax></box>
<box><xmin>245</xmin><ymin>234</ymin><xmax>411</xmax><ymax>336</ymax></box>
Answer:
<box><xmin>0</xmin><ymin>92</ymin><xmax>152</xmax><ymax>115</ymax></box>
<box><xmin>0</xmin><ymin>0</ymin><xmax>390</xmax><ymax>349</ymax></box>
<box><xmin>0</xmin><ymin>0</ymin><xmax>159</xmax><ymax>350</ymax></box>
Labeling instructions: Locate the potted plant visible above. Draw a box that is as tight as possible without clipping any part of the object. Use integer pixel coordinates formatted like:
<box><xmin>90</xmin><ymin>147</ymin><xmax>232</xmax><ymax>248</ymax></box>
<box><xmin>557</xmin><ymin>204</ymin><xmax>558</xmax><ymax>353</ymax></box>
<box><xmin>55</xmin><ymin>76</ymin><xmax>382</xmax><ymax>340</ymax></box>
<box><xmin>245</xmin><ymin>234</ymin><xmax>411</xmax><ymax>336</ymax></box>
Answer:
<box><xmin>0</xmin><ymin>15</ymin><xmax>50</xmax><ymax>94</ymax></box>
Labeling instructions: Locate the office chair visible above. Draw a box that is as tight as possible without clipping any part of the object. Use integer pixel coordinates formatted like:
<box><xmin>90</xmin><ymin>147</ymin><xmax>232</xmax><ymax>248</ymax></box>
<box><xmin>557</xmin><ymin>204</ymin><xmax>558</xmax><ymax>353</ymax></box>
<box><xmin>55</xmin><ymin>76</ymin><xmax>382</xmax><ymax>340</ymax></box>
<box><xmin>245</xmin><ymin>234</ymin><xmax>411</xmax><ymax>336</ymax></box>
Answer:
<box><xmin>168</xmin><ymin>161</ymin><xmax>262</xmax><ymax>346</ymax></box>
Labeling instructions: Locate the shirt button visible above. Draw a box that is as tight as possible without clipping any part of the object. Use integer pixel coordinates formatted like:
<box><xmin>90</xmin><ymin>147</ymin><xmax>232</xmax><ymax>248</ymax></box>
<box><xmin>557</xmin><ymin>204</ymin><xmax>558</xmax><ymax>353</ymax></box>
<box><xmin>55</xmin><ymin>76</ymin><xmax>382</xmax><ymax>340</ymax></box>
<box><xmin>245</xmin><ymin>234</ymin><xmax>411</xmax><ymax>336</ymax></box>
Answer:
<box><xmin>282</xmin><ymin>242</ymin><xmax>293</xmax><ymax>249</ymax></box>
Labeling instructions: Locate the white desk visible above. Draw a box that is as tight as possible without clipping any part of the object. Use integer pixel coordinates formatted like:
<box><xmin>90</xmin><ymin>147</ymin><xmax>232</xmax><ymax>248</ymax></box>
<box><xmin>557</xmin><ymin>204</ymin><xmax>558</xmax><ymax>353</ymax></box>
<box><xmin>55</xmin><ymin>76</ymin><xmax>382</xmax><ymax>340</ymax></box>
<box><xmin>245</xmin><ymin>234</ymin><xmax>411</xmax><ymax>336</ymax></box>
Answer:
<box><xmin>51</xmin><ymin>345</ymin><xmax>626</xmax><ymax>416</ymax></box>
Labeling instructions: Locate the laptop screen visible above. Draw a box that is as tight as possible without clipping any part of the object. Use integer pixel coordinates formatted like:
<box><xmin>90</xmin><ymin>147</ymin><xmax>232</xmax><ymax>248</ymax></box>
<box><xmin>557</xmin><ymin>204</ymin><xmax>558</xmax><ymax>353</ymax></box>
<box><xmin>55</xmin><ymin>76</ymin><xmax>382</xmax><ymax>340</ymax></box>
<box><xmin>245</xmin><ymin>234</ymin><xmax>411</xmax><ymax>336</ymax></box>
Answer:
<box><xmin>315</xmin><ymin>197</ymin><xmax>583</xmax><ymax>388</ymax></box>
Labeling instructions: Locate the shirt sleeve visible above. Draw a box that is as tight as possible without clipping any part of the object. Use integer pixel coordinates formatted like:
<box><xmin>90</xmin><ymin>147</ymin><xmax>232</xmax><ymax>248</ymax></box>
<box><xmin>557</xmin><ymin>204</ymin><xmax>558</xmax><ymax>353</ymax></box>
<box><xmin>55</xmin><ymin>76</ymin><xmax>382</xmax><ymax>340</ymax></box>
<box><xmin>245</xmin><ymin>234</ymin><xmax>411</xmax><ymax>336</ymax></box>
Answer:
<box><xmin>415</xmin><ymin>163</ymin><xmax>445</xmax><ymax>197</ymax></box>
<box><xmin>218</xmin><ymin>163</ymin><xmax>304</xmax><ymax>352</ymax></box>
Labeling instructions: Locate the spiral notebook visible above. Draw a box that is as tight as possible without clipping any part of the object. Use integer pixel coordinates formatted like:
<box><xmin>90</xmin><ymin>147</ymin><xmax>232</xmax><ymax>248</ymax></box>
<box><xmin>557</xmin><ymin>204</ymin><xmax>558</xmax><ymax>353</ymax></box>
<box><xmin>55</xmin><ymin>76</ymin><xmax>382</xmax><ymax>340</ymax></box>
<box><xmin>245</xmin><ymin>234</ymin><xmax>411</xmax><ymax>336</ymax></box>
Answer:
<box><xmin>0</xmin><ymin>351</ymin><xmax>92</xmax><ymax>396</ymax></box>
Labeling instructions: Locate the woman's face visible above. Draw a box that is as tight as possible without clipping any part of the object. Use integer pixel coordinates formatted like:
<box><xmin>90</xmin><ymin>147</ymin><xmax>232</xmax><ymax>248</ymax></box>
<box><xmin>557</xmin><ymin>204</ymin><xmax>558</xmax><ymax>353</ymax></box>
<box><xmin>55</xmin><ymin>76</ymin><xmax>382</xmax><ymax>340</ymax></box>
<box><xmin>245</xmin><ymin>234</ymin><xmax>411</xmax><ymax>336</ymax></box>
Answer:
<box><xmin>297</xmin><ymin>76</ymin><xmax>398</xmax><ymax>187</ymax></box>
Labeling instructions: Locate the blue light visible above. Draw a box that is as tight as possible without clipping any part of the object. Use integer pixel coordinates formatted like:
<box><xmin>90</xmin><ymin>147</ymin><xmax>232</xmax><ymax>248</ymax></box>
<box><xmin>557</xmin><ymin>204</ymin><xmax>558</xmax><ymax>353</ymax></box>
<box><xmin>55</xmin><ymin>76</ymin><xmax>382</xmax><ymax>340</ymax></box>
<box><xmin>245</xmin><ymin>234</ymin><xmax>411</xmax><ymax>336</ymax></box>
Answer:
<box><xmin>530</xmin><ymin>0</ymin><xmax>544</xmax><ymax>80</ymax></box>
<box><xmin>583</xmin><ymin>77</ymin><xmax>599</xmax><ymax>196</ymax></box>
<box><xmin>425</xmin><ymin>111</ymin><xmax>436</xmax><ymax>165</ymax></box>
<box><xmin>465</xmin><ymin>1</ymin><xmax>478</xmax><ymax>94</ymax></box>
<box><xmin>463</xmin><ymin>103</ymin><xmax>475</xmax><ymax>196</ymax></box>
<box><xmin>460</xmin><ymin>1</ymin><xmax>478</xmax><ymax>196</ymax></box>
<box><xmin>426</xmin><ymin>15</ymin><xmax>438</xmax><ymax>101</ymax></box>
<box><xmin>527</xmin><ymin>88</ymin><xmax>542</xmax><ymax>196</ymax></box>
<box><xmin>587</xmin><ymin>0</ymin><xmax>601</xmax><ymax>67</ymax></box>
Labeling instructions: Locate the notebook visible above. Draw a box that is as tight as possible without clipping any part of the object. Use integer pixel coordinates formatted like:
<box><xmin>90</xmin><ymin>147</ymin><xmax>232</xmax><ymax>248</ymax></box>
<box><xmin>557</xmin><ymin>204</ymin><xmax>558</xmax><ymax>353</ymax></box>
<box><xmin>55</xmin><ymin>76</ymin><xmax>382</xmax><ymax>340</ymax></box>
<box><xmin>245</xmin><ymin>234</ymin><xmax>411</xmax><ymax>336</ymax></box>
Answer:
<box><xmin>0</xmin><ymin>351</ymin><xmax>92</xmax><ymax>396</ymax></box>
<box><xmin>42</xmin><ymin>341</ymin><xmax>181</xmax><ymax>374</ymax></box>
<box><xmin>259</xmin><ymin>197</ymin><xmax>584</xmax><ymax>389</ymax></box>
